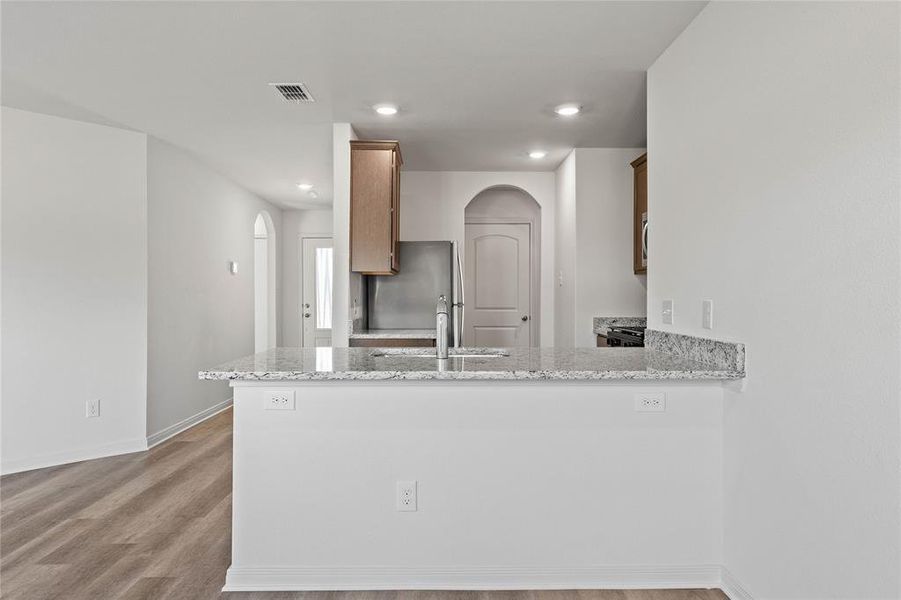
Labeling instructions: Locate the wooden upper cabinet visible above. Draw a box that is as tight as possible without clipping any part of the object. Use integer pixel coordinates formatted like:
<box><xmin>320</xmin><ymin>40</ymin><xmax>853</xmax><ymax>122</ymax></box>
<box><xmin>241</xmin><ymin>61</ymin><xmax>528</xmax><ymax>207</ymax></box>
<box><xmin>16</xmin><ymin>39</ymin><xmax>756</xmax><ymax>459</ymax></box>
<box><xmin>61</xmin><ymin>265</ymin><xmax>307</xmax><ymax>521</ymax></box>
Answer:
<box><xmin>631</xmin><ymin>153</ymin><xmax>648</xmax><ymax>274</ymax></box>
<box><xmin>350</xmin><ymin>140</ymin><xmax>403</xmax><ymax>274</ymax></box>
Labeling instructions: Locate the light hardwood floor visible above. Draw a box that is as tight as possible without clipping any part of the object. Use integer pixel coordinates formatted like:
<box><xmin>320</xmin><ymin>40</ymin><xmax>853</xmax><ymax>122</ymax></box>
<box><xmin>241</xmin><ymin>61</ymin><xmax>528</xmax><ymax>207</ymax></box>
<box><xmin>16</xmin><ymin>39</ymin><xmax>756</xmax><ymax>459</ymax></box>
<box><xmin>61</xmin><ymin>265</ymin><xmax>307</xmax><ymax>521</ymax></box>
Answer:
<box><xmin>0</xmin><ymin>409</ymin><xmax>727</xmax><ymax>600</ymax></box>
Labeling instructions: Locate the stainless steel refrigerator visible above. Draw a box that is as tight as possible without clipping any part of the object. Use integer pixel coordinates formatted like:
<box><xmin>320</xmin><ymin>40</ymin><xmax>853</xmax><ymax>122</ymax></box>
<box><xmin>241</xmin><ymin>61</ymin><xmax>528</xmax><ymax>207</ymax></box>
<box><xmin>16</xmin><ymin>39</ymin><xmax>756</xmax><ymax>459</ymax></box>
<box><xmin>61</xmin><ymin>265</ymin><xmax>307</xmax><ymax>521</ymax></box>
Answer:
<box><xmin>367</xmin><ymin>241</ymin><xmax>464</xmax><ymax>346</ymax></box>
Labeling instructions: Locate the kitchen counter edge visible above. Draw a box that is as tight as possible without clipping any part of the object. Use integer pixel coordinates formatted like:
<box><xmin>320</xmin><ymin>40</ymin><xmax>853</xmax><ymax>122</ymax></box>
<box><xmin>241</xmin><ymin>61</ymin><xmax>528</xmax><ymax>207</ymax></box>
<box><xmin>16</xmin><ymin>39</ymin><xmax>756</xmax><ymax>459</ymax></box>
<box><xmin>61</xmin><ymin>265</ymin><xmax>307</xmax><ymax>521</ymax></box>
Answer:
<box><xmin>200</xmin><ymin>368</ymin><xmax>743</xmax><ymax>381</ymax></box>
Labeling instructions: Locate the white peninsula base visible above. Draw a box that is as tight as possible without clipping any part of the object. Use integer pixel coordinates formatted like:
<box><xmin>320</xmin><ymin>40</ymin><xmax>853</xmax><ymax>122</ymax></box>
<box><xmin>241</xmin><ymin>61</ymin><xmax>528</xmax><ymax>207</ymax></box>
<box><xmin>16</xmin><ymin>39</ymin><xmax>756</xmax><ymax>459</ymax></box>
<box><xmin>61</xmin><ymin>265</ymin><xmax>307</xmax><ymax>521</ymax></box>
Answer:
<box><xmin>224</xmin><ymin>379</ymin><xmax>725</xmax><ymax>592</ymax></box>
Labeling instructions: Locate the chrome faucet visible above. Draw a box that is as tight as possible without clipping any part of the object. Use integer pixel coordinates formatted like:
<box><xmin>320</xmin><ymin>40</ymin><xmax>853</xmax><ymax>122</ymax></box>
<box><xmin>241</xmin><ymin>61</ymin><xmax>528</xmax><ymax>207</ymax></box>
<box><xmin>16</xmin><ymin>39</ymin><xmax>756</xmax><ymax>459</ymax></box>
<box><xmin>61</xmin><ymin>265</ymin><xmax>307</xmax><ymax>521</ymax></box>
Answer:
<box><xmin>436</xmin><ymin>294</ymin><xmax>449</xmax><ymax>359</ymax></box>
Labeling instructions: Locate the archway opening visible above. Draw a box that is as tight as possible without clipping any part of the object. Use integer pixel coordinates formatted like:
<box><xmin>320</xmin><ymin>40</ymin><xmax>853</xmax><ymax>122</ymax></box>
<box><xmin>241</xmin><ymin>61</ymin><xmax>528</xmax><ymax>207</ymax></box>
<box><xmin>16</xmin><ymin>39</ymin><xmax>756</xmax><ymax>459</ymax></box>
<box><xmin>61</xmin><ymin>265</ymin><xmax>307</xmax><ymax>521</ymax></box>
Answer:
<box><xmin>464</xmin><ymin>186</ymin><xmax>541</xmax><ymax>347</ymax></box>
<box><xmin>254</xmin><ymin>211</ymin><xmax>277</xmax><ymax>353</ymax></box>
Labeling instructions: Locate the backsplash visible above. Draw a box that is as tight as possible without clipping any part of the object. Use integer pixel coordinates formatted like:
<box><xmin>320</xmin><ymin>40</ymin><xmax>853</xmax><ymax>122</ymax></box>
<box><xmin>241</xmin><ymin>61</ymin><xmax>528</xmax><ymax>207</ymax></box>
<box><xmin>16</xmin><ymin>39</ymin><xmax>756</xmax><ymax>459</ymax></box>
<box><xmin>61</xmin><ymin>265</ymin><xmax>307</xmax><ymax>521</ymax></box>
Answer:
<box><xmin>645</xmin><ymin>329</ymin><xmax>746</xmax><ymax>374</ymax></box>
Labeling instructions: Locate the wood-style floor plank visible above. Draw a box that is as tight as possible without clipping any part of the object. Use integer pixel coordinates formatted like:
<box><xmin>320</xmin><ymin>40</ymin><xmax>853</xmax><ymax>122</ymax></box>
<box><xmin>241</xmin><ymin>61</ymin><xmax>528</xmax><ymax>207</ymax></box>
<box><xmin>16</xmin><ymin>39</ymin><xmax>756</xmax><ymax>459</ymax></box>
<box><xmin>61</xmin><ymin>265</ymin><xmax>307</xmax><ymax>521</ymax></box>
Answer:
<box><xmin>118</xmin><ymin>576</ymin><xmax>179</xmax><ymax>600</ymax></box>
<box><xmin>0</xmin><ymin>408</ymin><xmax>727</xmax><ymax>600</ymax></box>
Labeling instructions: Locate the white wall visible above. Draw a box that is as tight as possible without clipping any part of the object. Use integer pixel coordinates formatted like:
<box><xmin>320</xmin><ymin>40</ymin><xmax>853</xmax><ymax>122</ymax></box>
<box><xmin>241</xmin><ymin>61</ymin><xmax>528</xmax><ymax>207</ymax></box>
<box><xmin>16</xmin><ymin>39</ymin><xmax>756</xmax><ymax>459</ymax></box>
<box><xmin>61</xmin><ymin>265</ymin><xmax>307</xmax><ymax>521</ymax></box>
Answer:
<box><xmin>402</xmin><ymin>171</ymin><xmax>556</xmax><ymax>346</ymax></box>
<box><xmin>281</xmin><ymin>209</ymin><xmax>333</xmax><ymax>347</ymax></box>
<box><xmin>648</xmin><ymin>2</ymin><xmax>900</xmax><ymax>598</ymax></box>
<box><xmin>146</xmin><ymin>137</ymin><xmax>282</xmax><ymax>441</ymax></box>
<box><xmin>253</xmin><ymin>214</ymin><xmax>270</xmax><ymax>353</ymax></box>
<box><xmin>554</xmin><ymin>152</ymin><xmax>576</xmax><ymax>347</ymax></box>
<box><xmin>332</xmin><ymin>124</ymin><xmax>357</xmax><ymax>347</ymax></box>
<box><xmin>253</xmin><ymin>236</ymin><xmax>269</xmax><ymax>352</ymax></box>
<box><xmin>574</xmin><ymin>149</ymin><xmax>647</xmax><ymax>347</ymax></box>
<box><xmin>555</xmin><ymin>149</ymin><xmax>646</xmax><ymax>347</ymax></box>
<box><xmin>1</xmin><ymin>107</ymin><xmax>148</xmax><ymax>473</ymax></box>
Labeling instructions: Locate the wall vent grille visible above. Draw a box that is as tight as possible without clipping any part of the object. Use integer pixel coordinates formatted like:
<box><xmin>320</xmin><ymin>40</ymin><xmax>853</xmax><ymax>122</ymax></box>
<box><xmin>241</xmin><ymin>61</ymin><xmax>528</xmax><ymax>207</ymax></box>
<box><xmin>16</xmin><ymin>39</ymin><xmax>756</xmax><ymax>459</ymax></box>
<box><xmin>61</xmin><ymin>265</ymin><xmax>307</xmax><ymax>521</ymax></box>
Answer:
<box><xmin>269</xmin><ymin>83</ymin><xmax>315</xmax><ymax>103</ymax></box>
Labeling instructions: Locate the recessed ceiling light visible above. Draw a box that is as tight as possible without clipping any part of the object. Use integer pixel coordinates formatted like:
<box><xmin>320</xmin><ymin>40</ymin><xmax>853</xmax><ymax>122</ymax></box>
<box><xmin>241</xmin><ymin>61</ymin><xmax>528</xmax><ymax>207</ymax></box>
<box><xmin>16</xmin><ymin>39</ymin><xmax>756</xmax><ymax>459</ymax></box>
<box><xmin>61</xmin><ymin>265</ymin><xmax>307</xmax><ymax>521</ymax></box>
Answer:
<box><xmin>529</xmin><ymin>150</ymin><xmax>547</xmax><ymax>159</ymax></box>
<box><xmin>555</xmin><ymin>104</ymin><xmax>581</xmax><ymax>117</ymax></box>
<box><xmin>374</xmin><ymin>104</ymin><xmax>398</xmax><ymax>116</ymax></box>
<box><xmin>297</xmin><ymin>183</ymin><xmax>313</xmax><ymax>191</ymax></box>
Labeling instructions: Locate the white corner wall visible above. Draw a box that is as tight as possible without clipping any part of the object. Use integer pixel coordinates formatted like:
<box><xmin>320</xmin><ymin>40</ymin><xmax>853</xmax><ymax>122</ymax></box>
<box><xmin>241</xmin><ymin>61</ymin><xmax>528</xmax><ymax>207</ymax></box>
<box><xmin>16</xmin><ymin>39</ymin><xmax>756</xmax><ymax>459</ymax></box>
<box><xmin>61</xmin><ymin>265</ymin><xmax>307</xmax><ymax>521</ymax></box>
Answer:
<box><xmin>554</xmin><ymin>152</ymin><xmax>576</xmax><ymax>347</ymax></box>
<box><xmin>146</xmin><ymin>137</ymin><xmax>282</xmax><ymax>442</ymax></box>
<box><xmin>1</xmin><ymin>107</ymin><xmax>148</xmax><ymax>473</ymax></box>
<box><xmin>401</xmin><ymin>171</ymin><xmax>556</xmax><ymax>346</ymax></box>
<box><xmin>554</xmin><ymin>149</ymin><xmax>647</xmax><ymax>347</ymax></box>
<box><xmin>332</xmin><ymin>124</ymin><xmax>357</xmax><ymax>347</ymax></box>
<box><xmin>281</xmin><ymin>209</ymin><xmax>333</xmax><ymax>347</ymax></box>
<box><xmin>574</xmin><ymin>149</ymin><xmax>647</xmax><ymax>347</ymax></box>
<box><xmin>648</xmin><ymin>2</ymin><xmax>900</xmax><ymax>598</ymax></box>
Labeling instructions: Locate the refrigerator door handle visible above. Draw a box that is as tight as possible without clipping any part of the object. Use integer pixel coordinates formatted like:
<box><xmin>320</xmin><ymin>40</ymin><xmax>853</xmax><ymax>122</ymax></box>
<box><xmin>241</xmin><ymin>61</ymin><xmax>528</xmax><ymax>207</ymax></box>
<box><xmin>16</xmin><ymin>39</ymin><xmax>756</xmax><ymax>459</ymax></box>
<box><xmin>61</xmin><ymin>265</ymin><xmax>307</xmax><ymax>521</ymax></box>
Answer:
<box><xmin>454</xmin><ymin>241</ymin><xmax>465</xmax><ymax>348</ymax></box>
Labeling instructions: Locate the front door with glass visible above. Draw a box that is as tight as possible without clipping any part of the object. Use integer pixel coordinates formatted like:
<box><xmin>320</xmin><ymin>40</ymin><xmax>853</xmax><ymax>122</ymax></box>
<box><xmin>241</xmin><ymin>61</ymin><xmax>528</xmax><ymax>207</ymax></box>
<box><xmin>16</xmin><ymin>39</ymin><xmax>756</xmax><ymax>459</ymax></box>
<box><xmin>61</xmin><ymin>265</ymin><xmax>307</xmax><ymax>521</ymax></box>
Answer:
<box><xmin>301</xmin><ymin>237</ymin><xmax>333</xmax><ymax>348</ymax></box>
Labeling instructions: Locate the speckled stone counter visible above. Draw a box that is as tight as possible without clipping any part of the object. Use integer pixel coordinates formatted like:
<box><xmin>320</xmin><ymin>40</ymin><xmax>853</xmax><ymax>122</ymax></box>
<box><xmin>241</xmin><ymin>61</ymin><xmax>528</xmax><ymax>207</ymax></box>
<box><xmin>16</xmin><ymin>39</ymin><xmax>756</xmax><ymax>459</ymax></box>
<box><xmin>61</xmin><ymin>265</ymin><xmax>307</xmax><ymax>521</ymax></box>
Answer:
<box><xmin>199</xmin><ymin>346</ymin><xmax>744</xmax><ymax>381</ymax></box>
<box><xmin>348</xmin><ymin>328</ymin><xmax>437</xmax><ymax>339</ymax></box>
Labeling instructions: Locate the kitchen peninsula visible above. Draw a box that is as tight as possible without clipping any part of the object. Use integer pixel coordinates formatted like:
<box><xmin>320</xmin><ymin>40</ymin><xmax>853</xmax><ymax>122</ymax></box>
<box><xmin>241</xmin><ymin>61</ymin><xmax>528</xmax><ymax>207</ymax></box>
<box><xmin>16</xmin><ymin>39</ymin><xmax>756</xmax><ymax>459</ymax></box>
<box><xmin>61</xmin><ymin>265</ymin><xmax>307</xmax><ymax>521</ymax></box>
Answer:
<box><xmin>202</xmin><ymin>333</ymin><xmax>744</xmax><ymax>592</ymax></box>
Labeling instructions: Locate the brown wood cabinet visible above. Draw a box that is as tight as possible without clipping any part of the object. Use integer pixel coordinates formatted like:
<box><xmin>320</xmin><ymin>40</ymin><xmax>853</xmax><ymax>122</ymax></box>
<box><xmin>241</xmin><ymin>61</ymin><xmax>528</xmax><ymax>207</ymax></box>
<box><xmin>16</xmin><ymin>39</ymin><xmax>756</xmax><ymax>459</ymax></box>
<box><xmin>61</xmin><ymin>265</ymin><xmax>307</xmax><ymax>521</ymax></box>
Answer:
<box><xmin>350</xmin><ymin>140</ymin><xmax>402</xmax><ymax>274</ymax></box>
<box><xmin>631</xmin><ymin>153</ymin><xmax>647</xmax><ymax>274</ymax></box>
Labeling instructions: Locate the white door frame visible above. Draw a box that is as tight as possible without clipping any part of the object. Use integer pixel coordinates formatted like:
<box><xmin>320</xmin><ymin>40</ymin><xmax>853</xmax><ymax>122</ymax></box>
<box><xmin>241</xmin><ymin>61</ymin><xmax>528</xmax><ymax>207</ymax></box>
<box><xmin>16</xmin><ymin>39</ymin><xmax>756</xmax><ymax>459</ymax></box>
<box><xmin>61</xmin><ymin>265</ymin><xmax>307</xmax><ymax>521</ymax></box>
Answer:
<box><xmin>299</xmin><ymin>234</ymin><xmax>333</xmax><ymax>347</ymax></box>
<box><xmin>464</xmin><ymin>216</ymin><xmax>540</xmax><ymax>345</ymax></box>
<box><xmin>254</xmin><ymin>211</ymin><xmax>277</xmax><ymax>353</ymax></box>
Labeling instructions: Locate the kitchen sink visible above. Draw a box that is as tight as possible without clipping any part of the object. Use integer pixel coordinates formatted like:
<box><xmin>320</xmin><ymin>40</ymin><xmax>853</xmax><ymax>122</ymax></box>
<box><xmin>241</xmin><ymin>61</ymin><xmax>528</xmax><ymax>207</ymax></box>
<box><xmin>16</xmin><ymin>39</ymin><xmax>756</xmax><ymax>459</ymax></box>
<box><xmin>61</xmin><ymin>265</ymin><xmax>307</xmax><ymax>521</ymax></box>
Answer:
<box><xmin>370</xmin><ymin>348</ymin><xmax>509</xmax><ymax>359</ymax></box>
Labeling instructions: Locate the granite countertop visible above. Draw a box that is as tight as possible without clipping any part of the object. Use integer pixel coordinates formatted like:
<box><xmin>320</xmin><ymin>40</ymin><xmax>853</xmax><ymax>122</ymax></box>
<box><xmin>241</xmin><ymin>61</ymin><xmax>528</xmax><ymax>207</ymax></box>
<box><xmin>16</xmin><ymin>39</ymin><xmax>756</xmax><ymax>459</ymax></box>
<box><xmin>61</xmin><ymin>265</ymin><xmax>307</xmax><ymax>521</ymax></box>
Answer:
<box><xmin>199</xmin><ymin>346</ymin><xmax>743</xmax><ymax>382</ymax></box>
<box><xmin>348</xmin><ymin>328</ymin><xmax>437</xmax><ymax>339</ymax></box>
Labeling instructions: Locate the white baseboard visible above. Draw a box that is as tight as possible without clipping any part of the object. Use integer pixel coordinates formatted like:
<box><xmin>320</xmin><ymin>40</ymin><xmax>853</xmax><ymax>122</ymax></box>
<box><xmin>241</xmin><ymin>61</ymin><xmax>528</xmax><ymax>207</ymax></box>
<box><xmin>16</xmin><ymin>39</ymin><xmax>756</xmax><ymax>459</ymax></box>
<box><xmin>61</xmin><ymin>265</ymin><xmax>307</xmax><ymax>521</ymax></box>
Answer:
<box><xmin>721</xmin><ymin>566</ymin><xmax>754</xmax><ymax>600</ymax></box>
<box><xmin>146</xmin><ymin>397</ymin><xmax>233</xmax><ymax>449</ymax></box>
<box><xmin>1</xmin><ymin>397</ymin><xmax>233</xmax><ymax>476</ymax></box>
<box><xmin>0</xmin><ymin>436</ymin><xmax>147</xmax><ymax>476</ymax></box>
<box><xmin>223</xmin><ymin>564</ymin><xmax>722</xmax><ymax>592</ymax></box>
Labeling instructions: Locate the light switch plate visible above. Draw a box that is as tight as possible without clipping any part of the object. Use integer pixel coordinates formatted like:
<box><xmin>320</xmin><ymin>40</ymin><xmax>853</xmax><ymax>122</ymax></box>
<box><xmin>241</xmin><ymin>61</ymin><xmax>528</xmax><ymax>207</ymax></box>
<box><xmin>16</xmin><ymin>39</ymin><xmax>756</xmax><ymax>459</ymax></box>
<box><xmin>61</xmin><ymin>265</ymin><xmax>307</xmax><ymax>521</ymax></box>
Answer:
<box><xmin>702</xmin><ymin>299</ymin><xmax>714</xmax><ymax>329</ymax></box>
<box><xmin>662</xmin><ymin>300</ymin><xmax>674</xmax><ymax>325</ymax></box>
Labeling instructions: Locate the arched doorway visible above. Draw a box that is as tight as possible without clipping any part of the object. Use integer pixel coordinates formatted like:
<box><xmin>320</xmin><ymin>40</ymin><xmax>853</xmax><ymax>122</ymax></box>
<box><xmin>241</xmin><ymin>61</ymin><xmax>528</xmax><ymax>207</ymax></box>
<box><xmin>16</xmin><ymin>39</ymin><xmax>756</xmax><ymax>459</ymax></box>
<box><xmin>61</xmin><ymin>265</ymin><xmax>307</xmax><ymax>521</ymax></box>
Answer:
<box><xmin>254</xmin><ymin>211</ymin><xmax>277</xmax><ymax>353</ymax></box>
<box><xmin>464</xmin><ymin>186</ymin><xmax>540</xmax><ymax>347</ymax></box>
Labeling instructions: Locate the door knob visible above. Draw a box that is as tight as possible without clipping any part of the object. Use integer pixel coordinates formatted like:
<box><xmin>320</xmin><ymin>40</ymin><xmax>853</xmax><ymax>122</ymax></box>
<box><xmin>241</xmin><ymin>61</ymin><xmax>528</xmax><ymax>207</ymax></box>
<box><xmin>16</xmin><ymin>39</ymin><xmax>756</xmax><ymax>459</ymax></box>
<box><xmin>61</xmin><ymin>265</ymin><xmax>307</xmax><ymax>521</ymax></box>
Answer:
<box><xmin>521</xmin><ymin>315</ymin><xmax>529</xmax><ymax>322</ymax></box>
<box><xmin>304</xmin><ymin>312</ymin><xmax>311</xmax><ymax>318</ymax></box>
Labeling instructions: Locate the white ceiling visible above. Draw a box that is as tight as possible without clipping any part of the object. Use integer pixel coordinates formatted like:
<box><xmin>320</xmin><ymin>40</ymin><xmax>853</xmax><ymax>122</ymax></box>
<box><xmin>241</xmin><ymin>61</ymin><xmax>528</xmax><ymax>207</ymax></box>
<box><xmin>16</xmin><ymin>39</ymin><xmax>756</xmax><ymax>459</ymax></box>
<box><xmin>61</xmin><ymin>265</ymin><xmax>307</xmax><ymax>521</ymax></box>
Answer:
<box><xmin>1</xmin><ymin>1</ymin><xmax>705</xmax><ymax>209</ymax></box>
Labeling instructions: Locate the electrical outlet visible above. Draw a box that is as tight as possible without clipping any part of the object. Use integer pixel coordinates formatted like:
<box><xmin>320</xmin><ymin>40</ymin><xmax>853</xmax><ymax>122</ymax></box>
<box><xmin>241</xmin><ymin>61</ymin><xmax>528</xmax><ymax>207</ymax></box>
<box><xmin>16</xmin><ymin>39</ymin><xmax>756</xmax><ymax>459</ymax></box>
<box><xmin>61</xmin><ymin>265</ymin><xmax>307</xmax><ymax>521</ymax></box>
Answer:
<box><xmin>396</xmin><ymin>480</ymin><xmax>417</xmax><ymax>512</ymax></box>
<box><xmin>702</xmin><ymin>299</ymin><xmax>714</xmax><ymax>329</ymax></box>
<box><xmin>635</xmin><ymin>392</ymin><xmax>666</xmax><ymax>412</ymax></box>
<box><xmin>662</xmin><ymin>300</ymin><xmax>674</xmax><ymax>325</ymax></box>
<box><xmin>264</xmin><ymin>390</ymin><xmax>295</xmax><ymax>410</ymax></box>
<box><xmin>85</xmin><ymin>399</ymin><xmax>100</xmax><ymax>418</ymax></box>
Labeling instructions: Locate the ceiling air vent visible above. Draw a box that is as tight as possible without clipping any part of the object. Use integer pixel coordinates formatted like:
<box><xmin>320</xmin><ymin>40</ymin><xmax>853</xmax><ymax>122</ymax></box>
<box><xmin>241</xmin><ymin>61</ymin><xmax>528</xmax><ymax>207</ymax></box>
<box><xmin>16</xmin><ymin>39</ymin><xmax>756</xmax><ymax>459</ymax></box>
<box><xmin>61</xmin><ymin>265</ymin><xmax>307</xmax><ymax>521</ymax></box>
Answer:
<box><xmin>270</xmin><ymin>83</ymin><xmax>315</xmax><ymax>103</ymax></box>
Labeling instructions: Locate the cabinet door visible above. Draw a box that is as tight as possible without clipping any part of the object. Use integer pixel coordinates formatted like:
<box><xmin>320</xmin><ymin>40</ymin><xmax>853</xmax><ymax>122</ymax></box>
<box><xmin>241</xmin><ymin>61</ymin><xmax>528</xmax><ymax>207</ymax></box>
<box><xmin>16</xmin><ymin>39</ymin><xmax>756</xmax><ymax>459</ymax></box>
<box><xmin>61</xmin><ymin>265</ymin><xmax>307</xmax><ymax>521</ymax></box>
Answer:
<box><xmin>631</xmin><ymin>154</ymin><xmax>648</xmax><ymax>274</ymax></box>
<box><xmin>391</xmin><ymin>150</ymin><xmax>401</xmax><ymax>272</ymax></box>
<box><xmin>350</xmin><ymin>146</ymin><xmax>395</xmax><ymax>274</ymax></box>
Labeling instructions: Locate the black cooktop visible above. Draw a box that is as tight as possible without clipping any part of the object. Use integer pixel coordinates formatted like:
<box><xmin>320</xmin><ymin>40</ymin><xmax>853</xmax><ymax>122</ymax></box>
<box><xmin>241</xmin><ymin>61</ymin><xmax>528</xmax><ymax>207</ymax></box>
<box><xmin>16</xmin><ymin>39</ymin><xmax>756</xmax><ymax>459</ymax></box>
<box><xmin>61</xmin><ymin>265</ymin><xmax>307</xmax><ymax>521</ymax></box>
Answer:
<box><xmin>606</xmin><ymin>325</ymin><xmax>646</xmax><ymax>347</ymax></box>
<box><xmin>610</xmin><ymin>325</ymin><xmax>646</xmax><ymax>336</ymax></box>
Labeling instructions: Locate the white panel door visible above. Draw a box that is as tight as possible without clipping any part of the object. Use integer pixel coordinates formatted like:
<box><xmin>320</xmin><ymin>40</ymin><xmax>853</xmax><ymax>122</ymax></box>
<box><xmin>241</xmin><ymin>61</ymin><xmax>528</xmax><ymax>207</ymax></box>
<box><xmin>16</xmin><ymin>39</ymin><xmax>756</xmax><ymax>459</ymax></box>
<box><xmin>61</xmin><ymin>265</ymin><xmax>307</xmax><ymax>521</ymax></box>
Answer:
<box><xmin>301</xmin><ymin>237</ymin><xmax>334</xmax><ymax>348</ymax></box>
<box><xmin>464</xmin><ymin>223</ymin><xmax>531</xmax><ymax>347</ymax></box>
